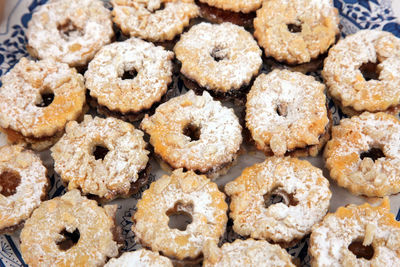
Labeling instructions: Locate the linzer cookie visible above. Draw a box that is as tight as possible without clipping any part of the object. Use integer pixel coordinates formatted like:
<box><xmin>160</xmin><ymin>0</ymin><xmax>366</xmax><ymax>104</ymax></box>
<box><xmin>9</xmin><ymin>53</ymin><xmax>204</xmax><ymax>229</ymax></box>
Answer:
<box><xmin>132</xmin><ymin>169</ymin><xmax>228</xmax><ymax>262</ymax></box>
<box><xmin>111</xmin><ymin>0</ymin><xmax>199</xmax><ymax>42</ymax></box>
<box><xmin>309</xmin><ymin>199</ymin><xmax>400</xmax><ymax>266</ymax></box>
<box><xmin>20</xmin><ymin>190</ymin><xmax>121</xmax><ymax>267</ymax></box>
<box><xmin>323</xmin><ymin>30</ymin><xmax>400</xmax><ymax>116</ymax></box>
<box><xmin>26</xmin><ymin>0</ymin><xmax>113</xmax><ymax>67</ymax></box>
<box><xmin>174</xmin><ymin>22</ymin><xmax>262</xmax><ymax>99</ymax></box>
<box><xmin>85</xmin><ymin>37</ymin><xmax>174</xmax><ymax>122</ymax></box>
<box><xmin>51</xmin><ymin>115</ymin><xmax>149</xmax><ymax>201</ymax></box>
<box><xmin>197</xmin><ymin>0</ymin><xmax>261</xmax><ymax>28</ymax></box>
<box><xmin>0</xmin><ymin>145</ymin><xmax>48</xmax><ymax>235</ymax></box>
<box><xmin>324</xmin><ymin>112</ymin><xmax>400</xmax><ymax>197</ymax></box>
<box><xmin>105</xmin><ymin>249</ymin><xmax>173</xmax><ymax>267</ymax></box>
<box><xmin>140</xmin><ymin>90</ymin><xmax>242</xmax><ymax>179</ymax></box>
<box><xmin>203</xmin><ymin>239</ymin><xmax>295</xmax><ymax>266</ymax></box>
<box><xmin>246</xmin><ymin>69</ymin><xmax>330</xmax><ymax>157</ymax></box>
<box><xmin>225</xmin><ymin>157</ymin><xmax>331</xmax><ymax>247</ymax></box>
<box><xmin>254</xmin><ymin>0</ymin><xmax>339</xmax><ymax>64</ymax></box>
<box><xmin>0</xmin><ymin>58</ymin><xmax>86</xmax><ymax>151</ymax></box>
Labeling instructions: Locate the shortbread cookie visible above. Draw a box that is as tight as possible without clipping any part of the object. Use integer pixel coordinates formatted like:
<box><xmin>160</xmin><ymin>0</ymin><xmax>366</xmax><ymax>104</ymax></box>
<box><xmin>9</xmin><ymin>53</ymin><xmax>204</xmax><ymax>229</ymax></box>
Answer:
<box><xmin>323</xmin><ymin>30</ymin><xmax>400</xmax><ymax>115</ymax></box>
<box><xmin>111</xmin><ymin>0</ymin><xmax>199</xmax><ymax>42</ymax></box>
<box><xmin>225</xmin><ymin>157</ymin><xmax>331</xmax><ymax>246</ymax></box>
<box><xmin>105</xmin><ymin>249</ymin><xmax>173</xmax><ymax>267</ymax></box>
<box><xmin>0</xmin><ymin>145</ymin><xmax>48</xmax><ymax>234</ymax></box>
<box><xmin>174</xmin><ymin>22</ymin><xmax>262</xmax><ymax>94</ymax></box>
<box><xmin>199</xmin><ymin>0</ymin><xmax>262</xmax><ymax>13</ymax></box>
<box><xmin>0</xmin><ymin>58</ymin><xmax>86</xmax><ymax>149</ymax></box>
<box><xmin>51</xmin><ymin>115</ymin><xmax>149</xmax><ymax>201</ymax></box>
<box><xmin>140</xmin><ymin>90</ymin><xmax>242</xmax><ymax>179</ymax></box>
<box><xmin>203</xmin><ymin>239</ymin><xmax>295</xmax><ymax>266</ymax></box>
<box><xmin>85</xmin><ymin>37</ymin><xmax>174</xmax><ymax>119</ymax></box>
<box><xmin>132</xmin><ymin>169</ymin><xmax>228</xmax><ymax>261</ymax></box>
<box><xmin>324</xmin><ymin>112</ymin><xmax>400</xmax><ymax>197</ymax></box>
<box><xmin>254</xmin><ymin>0</ymin><xmax>339</xmax><ymax>64</ymax></box>
<box><xmin>27</xmin><ymin>0</ymin><xmax>113</xmax><ymax>67</ymax></box>
<box><xmin>309</xmin><ymin>198</ymin><xmax>400</xmax><ymax>266</ymax></box>
<box><xmin>20</xmin><ymin>190</ymin><xmax>121</xmax><ymax>267</ymax></box>
<box><xmin>246</xmin><ymin>69</ymin><xmax>329</xmax><ymax>156</ymax></box>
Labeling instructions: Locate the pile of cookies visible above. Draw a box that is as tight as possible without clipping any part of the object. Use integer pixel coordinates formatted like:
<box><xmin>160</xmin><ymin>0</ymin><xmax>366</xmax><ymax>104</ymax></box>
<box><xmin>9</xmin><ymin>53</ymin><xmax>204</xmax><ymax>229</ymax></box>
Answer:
<box><xmin>1</xmin><ymin>0</ymin><xmax>400</xmax><ymax>266</ymax></box>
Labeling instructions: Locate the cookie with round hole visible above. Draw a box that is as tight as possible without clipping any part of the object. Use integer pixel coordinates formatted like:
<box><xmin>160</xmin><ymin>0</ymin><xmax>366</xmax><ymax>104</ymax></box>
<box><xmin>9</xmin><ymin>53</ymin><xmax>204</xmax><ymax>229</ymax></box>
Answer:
<box><xmin>51</xmin><ymin>115</ymin><xmax>149</xmax><ymax>201</ymax></box>
<box><xmin>0</xmin><ymin>58</ymin><xmax>86</xmax><ymax>151</ymax></box>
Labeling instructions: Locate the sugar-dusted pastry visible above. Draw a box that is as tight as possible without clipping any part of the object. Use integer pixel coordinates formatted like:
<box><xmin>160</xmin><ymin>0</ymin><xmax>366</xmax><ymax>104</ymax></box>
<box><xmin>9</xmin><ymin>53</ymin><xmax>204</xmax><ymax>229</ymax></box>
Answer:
<box><xmin>105</xmin><ymin>249</ymin><xmax>173</xmax><ymax>267</ymax></box>
<box><xmin>246</xmin><ymin>69</ymin><xmax>330</xmax><ymax>156</ymax></box>
<box><xmin>0</xmin><ymin>145</ymin><xmax>48</xmax><ymax>234</ymax></box>
<box><xmin>85</xmin><ymin>37</ymin><xmax>174</xmax><ymax>122</ymax></box>
<box><xmin>51</xmin><ymin>115</ymin><xmax>149</xmax><ymax>201</ymax></box>
<box><xmin>225</xmin><ymin>157</ymin><xmax>331</xmax><ymax>246</ymax></box>
<box><xmin>27</xmin><ymin>0</ymin><xmax>113</xmax><ymax>67</ymax></box>
<box><xmin>132</xmin><ymin>169</ymin><xmax>228</xmax><ymax>261</ymax></box>
<box><xmin>323</xmin><ymin>30</ymin><xmax>400</xmax><ymax>116</ymax></box>
<box><xmin>20</xmin><ymin>190</ymin><xmax>122</xmax><ymax>267</ymax></box>
<box><xmin>174</xmin><ymin>22</ymin><xmax>262</xmax><ymax>98</ymax></box>
<box><xmin>324</xmin><ymin>112</ymin><xmax>400</xmax><ymax>197</ymax></box>
<box><xmin>309</xmin><ymin>198</ymin><xmax>400</xmax><ymax>266</ymax></box>
<box><xmin>254</xmin><ymin>0</ymin><xmax>339</xmax><ymax>64</ymax></box>
<box><xmin>203</xmin><ymin>239</ymin><xmax>295</xmax><ymax>266</ymax></box>
<box><xmin>0</xmin><ymin>58</ymin><xmax>86</xmax><ymax>151</ymax></box>
<box><xmin>141</xmin><ymin>90</ymin><xmax>242</xmax><ymax>179</ymax></box>
<box><xmin>111</xmin><ymin>0</ymin><xmax>199</xmax><ymax>42</ymax></box>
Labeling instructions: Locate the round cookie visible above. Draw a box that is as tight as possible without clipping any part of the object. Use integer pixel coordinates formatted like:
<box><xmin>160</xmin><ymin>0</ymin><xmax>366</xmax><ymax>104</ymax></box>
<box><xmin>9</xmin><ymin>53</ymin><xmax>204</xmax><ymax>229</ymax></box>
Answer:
<box><xmin>196</xmin><ymin>1</ymin><xmax>256</xmax><ymax>29</ymax></box>
<box><xmin>254</xmin><ymin>0</ymin><xmax>339</xmax><ymax>64</ymax></box>
<box><xmin>0</xmin><ymin>58</ymin><xmax>86</xmax><ymax>149</ymax></box>
<box><xmin>140</xmin><ymin>90</ymin><xmax>242</xmax><ymax>179</ymax></box>
<box><xmin>0</xmin><ymin>145</ymin><xmax>48</xmax><ymax>234</ymax></box>
<box><xmin>85</xmin><ymin>37</ymin><xmax>174</xmax><ymax>119</ymax></box>
<box><xmin>246</xmin><ymin>69</ymin><xmax>329</xmax><ymax>156</ymax></box>
<box><xmin>203</xmin><ymin>239</ymin><xmax>295</xmax><ymax>267</ymax></box>
<box><xmin>27</xmin><ymin>0</ymin><xmax>113</xmax><ymax>67</ymax></box>
<box><xmin>324</xmin><ymin>112</ymin><xmax>400</xmax><ymax>197</ymax></box>
<box><xmin>20</xmin><ymin>190</ymin><xmax>121</xmax><ymax>267</ymax></box>
<box><xmin>132</xmin><ymin>169</ymin><xmax>228</xmax><ymax>261</ymax></box>
<box><xmin>225</xmin><ymin>156</ymin><xmax>331</xmax><ymax>246</ymax></box>
<box><xmin>174</xmin><ymin>22</ymin><xmax>262</xmax><ymax>95</ymax></box>
<box><xmin>105</xmin><ymin>249</ymin><xmax>173</xmax><ymax>267</ymax></box>
<box><xmin>111</xmin><ymin>0</ymin><xmax>199</xmax><ymax>42</ymax></box>
<box><xmin>309</xmin><ymin>198</ymin><xmax>400</xmax><ymax>266</ymax></box>
<box><xmin>51</xmin><ymin>115</ymin><xmax>149</xmax><ymax>201</ymax></box>
<box><xmin>198</xmin><ymin>0</ymin><xmax>262</xmax><ymax>13</ymax></box>
<box><xmin>323</xmin><ymin>30</ymin><xmax>400</xmax><ymax>115</ymax></box>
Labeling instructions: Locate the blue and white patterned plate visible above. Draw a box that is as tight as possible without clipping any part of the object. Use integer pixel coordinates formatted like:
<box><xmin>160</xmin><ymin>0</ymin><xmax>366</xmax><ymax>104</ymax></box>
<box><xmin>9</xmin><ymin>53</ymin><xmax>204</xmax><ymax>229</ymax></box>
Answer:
<box><xmin>1</xmin><ymin>1</ymin><xmax>400</xmax><ymax>266</ymax></box>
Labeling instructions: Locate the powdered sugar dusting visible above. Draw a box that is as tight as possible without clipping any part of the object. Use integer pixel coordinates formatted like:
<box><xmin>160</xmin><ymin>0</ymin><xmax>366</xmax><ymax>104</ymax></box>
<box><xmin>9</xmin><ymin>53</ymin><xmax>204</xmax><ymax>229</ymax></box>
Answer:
<box><xmin>141</xmin><ymin>90</ymin><xmax>242</xmax><ymax>173</ymax></box>
<box><xmin>85</xmin><ymin>37</ymin><xmax>174</xmax><ymax>113</ymax></box>
<box><xmin>310</xmin><ymin>200</ymin><xmax>400</xmax><ymax>266</ymax></box>
<box><xmin>133</xmin><ymin>169</ymin><xmax>228</xmax><ymax>260</ymax></box>
<box><xmin>105</xmin><ymin>249</ymin><xmax>173</xmax><ymax>267</ymax></box>
<box><xmin>174</xmin><ymin>22</ymin><xmax>262</xmax><ymax>92</ymax></box>
<box><xmin>0</xmin><ymin>145</ymin><xmax>47</xmax><ymax>230</ymax></box>
<box><xmin>0</xmin><ymin>57</ymin><xmax>86</xmax><ymax>138</ymax></box>
<box><xmin>111</xmin><ymin>0</ymin><xmax>199</xmax><ymax>42</ymax></box>
<box><xmin>20</xmin><ymin>190</ymin><xmax>119</xmax><ymax>266</ymax></box>
<box><xmin>254</xmin><ymin>0</ymin><xmax>339</xmax><ymax>64</ymax></box>
<box><xmin>199</xmin><ymin>0</ymin><xmax>262</xmax><ymax>13</ymax></box>
<box><xmin>323</xmin><ymin>30</ymin><xmax>400</xmax><ymax>112</ymax></box>
<box><xmin>27</xmin><ymin>0</ymin><xmax>113</xmax><ymax>67</ymax></box>
<box><xmin>325</xmin><ymin>112</ymin><xmax>400</xmax><ymax>196</ymax></box>
<box><xmin>225</xmin><ymin>157</ymin><xmax>331</xmax><ymax>243</ymax></box>
<box><xmin>203</xmin><ymin>239</ymin><xmax>295</xmax><ymax>267</ymax></box>
<box><xmin>51</xmin><ymin>115</ymin><xmax>149</xmax><ymax>199</ymax></box>
<box><xmin>246</xmin><ymin>69</ymin><xmax>328</xmax><ymax>155</ymax></box>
